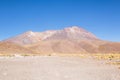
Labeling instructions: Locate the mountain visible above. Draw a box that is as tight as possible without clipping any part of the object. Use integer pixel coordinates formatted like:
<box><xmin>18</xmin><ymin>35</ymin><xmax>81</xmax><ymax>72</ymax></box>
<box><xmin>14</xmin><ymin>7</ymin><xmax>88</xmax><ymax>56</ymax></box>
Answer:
<box><xmin>1</xmin><ymin>26</ymin><xmax>120</xmax><ymax>54</ymax></box>
<box><xmin>4</xmin><ymin>26</ymin><xmax>98</xmax><ymax>45</ymax></box>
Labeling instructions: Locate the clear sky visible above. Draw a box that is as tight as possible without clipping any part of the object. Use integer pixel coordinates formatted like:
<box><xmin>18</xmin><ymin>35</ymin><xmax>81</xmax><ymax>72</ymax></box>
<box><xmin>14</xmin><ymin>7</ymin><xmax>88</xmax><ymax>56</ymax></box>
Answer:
<box><xmin>0</xmin><ymin>0</ymin><xmax>120</xmax><ymax>42</ymax></box>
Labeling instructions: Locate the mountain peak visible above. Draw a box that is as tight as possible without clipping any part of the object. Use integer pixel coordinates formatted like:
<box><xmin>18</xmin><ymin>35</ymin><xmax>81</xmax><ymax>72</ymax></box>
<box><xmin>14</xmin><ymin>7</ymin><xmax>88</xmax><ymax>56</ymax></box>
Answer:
<box><xmin>25</xmin><ymin>30</ymin><xmax>34</xmax><ymax>34</ymax></box>
<box><xmin>64</xmin><ymin>26</ymin><xmax>87</xmax><ymax>33</ymax></box>
<box><xmin>64</xmin><ymin>26</ymin><xmax>80</xmax><ymax>29</ymax></box>
<box><xmin>68</xmin><ymin>26</ymin><xmax>81</xmax><ymax>29</ymax></box>
<box><xmin>24</xmin><ymin>31</ymin><xmax>35</xmax><ymax>37</ymax></box>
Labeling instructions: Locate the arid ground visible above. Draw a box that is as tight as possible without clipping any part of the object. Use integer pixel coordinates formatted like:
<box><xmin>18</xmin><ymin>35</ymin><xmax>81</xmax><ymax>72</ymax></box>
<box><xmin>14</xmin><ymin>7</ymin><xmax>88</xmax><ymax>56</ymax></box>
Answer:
<box><xmin>0</xmin><ymin>56</ymin><xmax>120</xmax><ymax>80</ymax></box>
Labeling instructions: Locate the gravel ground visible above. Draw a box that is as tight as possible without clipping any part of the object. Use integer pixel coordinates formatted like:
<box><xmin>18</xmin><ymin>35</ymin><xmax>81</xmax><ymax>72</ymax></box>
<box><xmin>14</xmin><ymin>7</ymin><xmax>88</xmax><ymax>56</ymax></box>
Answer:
<box><xmin>0</xmin><ymin>56</ymin><xmax>120</xmax><ymax>80</ymax></box>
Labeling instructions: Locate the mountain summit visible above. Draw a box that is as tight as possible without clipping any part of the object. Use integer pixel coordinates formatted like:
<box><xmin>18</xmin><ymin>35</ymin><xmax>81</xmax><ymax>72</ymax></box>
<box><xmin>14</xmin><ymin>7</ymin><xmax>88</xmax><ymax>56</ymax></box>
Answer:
<box><xmin>54</xmin><ymin>26</ymin><xmax>98</xmax><ymax>40</ymax></box>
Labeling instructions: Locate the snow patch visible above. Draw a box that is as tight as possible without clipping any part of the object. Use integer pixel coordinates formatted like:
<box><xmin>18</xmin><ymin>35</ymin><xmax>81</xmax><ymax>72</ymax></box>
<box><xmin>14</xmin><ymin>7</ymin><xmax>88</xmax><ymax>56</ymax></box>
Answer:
<box><xmin>40</xmin><ymin>31</ymin><xmax>57</xmax><ymax>40</ymax></box>
<box><xmin>27</xmin><ymin>31</ymin><xmax>35</xmax><ymax>37</ymax></box>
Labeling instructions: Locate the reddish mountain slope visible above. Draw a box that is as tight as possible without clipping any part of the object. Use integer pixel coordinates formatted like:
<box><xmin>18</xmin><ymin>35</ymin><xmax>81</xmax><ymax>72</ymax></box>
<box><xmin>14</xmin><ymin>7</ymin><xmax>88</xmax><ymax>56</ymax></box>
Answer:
<box><xmin>0</xmin><ymin>42</ymin><xmax>34</xmax><ymax>54</ymax></box>
<box><xmin>98</xmin><ymin>42</ymin><xmax>120</xmax><ymax>53</ymax></box>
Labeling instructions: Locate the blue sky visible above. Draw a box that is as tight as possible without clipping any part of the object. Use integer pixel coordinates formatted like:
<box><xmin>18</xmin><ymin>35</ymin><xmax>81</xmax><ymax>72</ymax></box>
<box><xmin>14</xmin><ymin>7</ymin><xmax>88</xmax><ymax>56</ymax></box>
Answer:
<box><xmin>0</xmin><ymin>0</ymin><xmax>120</xmax><ymax>41</ymax></box>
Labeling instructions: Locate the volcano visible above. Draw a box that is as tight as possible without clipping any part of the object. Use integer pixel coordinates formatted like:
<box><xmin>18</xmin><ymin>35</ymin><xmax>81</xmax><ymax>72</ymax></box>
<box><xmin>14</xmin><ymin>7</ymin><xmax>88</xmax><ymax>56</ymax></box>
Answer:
<box><xmin>1</xmin><ymin>26</ymin><xmax>120</xmax><ymax>54</ymax></box>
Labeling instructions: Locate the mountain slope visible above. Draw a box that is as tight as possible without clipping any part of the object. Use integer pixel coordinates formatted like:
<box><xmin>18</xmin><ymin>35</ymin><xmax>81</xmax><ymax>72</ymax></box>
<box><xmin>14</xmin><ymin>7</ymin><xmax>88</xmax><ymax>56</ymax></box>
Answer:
<box><xmin>4</xmin><ymin>31</ymin><xmax>42</xmax><ymax>45</ymax></box>
<box><xmin>0</xmin><ymin>42</ymin><xmax>34</xmax><ymax>55</ymax></box>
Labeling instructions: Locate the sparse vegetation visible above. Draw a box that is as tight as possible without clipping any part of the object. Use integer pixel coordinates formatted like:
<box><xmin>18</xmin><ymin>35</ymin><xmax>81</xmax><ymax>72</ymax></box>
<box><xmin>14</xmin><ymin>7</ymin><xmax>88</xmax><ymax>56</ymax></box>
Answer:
<box><xmin>91</xmin><ymin>53</ymin><xmax>120</xmax><ymax>60</ymax></box>
<box><xmin>0</xmin><ymin>53</ymin><xmax>120</xmax><ymax>60</ymax></box>
<box><xmin>0</xmin><ymin>54</ymin><xmax>14</xmax><ymax>57</ymax></box>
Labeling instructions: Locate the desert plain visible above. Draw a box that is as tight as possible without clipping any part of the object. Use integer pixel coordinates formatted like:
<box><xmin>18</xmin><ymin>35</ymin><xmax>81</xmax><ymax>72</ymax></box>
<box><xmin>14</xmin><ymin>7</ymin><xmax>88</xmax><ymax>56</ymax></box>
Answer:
<box><xmin>0</xmin><ymin>54</ymin><xmax>120</xmax><ymax>80</ymax></box>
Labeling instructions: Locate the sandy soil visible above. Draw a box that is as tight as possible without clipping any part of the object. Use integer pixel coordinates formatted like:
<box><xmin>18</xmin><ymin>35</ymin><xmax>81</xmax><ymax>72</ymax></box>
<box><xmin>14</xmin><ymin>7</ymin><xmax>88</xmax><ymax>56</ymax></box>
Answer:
<box><xmin>0</xmin><ymin>56</ymin><xmax>120</xmax><ymax>80</ymax></box>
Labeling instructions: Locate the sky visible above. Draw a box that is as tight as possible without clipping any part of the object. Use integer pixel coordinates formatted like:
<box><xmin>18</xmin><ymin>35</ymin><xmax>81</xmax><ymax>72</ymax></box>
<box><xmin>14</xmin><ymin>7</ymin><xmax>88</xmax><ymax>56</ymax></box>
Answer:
<box><xmin>0</xmin><ymin>0</ymin><xmax>120</xmax><ymax>41</ymax></box>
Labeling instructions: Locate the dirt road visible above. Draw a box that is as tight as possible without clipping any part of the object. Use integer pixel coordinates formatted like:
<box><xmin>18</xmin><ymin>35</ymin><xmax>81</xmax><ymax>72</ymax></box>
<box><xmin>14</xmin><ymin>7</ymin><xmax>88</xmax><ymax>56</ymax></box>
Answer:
<box><xmin>0</xmin><ymin>56</ymin><xmax>119</xmax><ymax>80</ymax></box>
